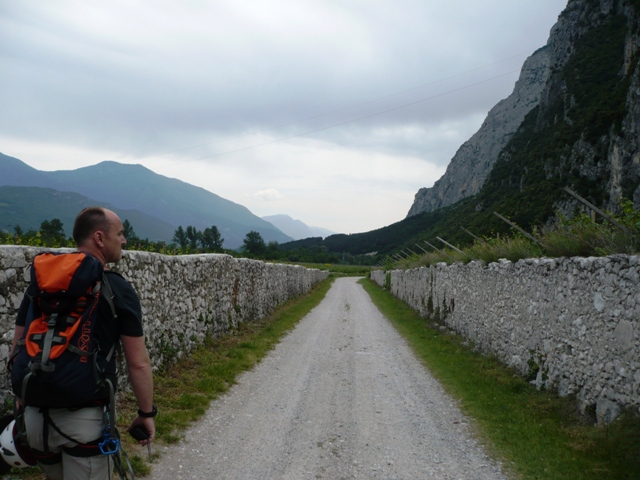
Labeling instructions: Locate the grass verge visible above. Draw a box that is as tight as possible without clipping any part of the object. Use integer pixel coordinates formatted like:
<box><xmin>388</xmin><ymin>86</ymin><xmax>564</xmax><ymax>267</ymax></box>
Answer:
<box><xmin>116</xmin><ymin>277</ymin><xmax>334</xmax><ymax>475</ymax></box>
<box><xmin>359</xmin><ymin>277</ymin><xmax>640</xmax><ymax>480</ymax></box>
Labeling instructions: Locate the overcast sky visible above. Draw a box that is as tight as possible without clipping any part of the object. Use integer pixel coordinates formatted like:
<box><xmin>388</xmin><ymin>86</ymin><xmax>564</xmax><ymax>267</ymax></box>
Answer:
<box><xmin>0</xmin><ymin>0</ymin><xmax>568</xmax><ymax>234</ymax></box>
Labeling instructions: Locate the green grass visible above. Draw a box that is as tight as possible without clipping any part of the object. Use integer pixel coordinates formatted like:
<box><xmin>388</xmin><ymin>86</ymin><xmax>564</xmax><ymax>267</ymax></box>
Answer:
<box><xmin>395</xmin><ymin>202</ymin><xmax>640</xmax><ymax>270</ymax></box>
<box><xmin>359</xmin><ymin>277</ymin><xmax>640</xmax><ymax>480</ymax></box>
<box><xmin>116</xmin><ymin>277</ymin><xmax>335</xmax><ymax>475</ymax></box>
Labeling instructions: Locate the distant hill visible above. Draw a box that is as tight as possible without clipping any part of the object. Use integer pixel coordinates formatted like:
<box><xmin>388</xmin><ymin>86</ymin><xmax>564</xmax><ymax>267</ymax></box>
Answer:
<box><xmin>0</xmin><ymin>186</ymin><xmax>175</xmax><ymax>240</ymax></box>
<box><xmin>0</xmin><ymin>153</ymin><xmax>292</xmax><ymax>248</ymax></box>
<box><xmin>261</xmin><ymin>214</ymin><xmax>335</xmax><ymax>240</ymax></box>
<box><xmin>280</xmin><ymin>207</ymin><xmax>448</xmax><ymax>256</ymax></box>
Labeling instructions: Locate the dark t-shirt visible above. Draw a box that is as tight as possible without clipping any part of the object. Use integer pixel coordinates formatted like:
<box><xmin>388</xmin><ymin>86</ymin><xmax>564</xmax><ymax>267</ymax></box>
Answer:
<box><xmin>15</xmin><ymin>269</ymin><xmax>143</xmax><ymax>396</ymax></box>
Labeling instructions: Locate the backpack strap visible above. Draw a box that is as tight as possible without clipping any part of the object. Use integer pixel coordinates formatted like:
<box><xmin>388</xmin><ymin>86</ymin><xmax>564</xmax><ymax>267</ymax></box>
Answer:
<box><xmin>101</xmin><ymin>274</ymin><xmax>120</xmax><ymax>364</ymax></box>
<box><xmin>101</xmin><ymin>273</ymin><xmax>117</xmax><ymax>321</ymax></box>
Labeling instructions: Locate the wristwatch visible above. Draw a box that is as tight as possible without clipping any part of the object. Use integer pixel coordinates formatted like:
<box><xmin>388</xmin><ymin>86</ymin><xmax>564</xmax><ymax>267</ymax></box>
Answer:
<box><xmin>138</xmin><ymin>405</ymin><xmax>158</xmax><ymax>418</ymax></box>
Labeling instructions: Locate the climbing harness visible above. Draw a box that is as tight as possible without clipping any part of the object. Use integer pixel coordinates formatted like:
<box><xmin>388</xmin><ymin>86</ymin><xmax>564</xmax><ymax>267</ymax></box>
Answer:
<box><xmin>34</xmin><ymin>381</ymin><xmax>136</xmax><ymax>479</ymax></box>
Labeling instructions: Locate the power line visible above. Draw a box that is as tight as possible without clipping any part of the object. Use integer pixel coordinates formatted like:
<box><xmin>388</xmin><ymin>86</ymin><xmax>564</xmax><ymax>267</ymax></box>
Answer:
<box><xmin>191</xmin><ymin>69</ymin><xmax>520</xmax><ymax>161</ymax></box>
<box><xmin>152</xmin><ymin>51</ymin><xmax>533</xmax><ymax>159</ymax></box>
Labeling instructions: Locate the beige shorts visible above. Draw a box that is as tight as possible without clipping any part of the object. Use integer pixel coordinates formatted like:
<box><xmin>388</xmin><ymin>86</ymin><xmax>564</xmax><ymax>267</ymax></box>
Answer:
<box><xmin>24</xmin><ymin>406</ymin><xmax>111</xmax><ymax>480</ymax></box>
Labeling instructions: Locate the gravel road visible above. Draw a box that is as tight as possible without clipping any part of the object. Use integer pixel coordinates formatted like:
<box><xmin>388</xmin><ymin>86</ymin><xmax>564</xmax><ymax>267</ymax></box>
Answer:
<box><xmin>148</xmin><ymin>277</ymin><xmax>507</xmax><ymax>479</ymax></box>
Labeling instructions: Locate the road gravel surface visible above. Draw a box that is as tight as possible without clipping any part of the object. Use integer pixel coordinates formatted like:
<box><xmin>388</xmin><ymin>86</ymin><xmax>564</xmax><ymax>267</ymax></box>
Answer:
<box><xmin>149</xmin><ymin>277</ymin><xmax>507</xmax><ymax>479</ymax></box>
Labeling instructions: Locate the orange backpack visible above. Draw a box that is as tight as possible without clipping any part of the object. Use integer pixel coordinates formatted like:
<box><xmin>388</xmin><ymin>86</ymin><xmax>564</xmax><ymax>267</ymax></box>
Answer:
<box><xmin>11</xmin><ymin>252</ymin><xmax>116</xmax><ymax>408</ymax></box>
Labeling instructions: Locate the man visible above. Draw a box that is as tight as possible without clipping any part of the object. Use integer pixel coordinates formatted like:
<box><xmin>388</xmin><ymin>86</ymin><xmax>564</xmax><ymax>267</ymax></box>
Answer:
<box><xmin>11</xmin><ymin>207</ymin><xmax>155</xmax><ymax>480</ymax></box>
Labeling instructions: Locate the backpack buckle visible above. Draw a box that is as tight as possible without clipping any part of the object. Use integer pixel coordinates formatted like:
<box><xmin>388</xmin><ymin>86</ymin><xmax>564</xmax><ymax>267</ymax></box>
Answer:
<box><xmin>46</xmin><ymin>314</ymin><xmax>58</xmax><ymax>328</ymax></box>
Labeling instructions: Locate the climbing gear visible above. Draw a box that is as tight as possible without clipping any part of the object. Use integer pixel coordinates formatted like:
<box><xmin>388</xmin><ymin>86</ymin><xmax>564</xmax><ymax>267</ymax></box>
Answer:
<box><xmin>129</xmin><ymin>425</ymin><xmax>152</xmax><ymax>461</ymax></box>
<box><xmin>0</xmin><ymin>416</ymin><xmax>37</xmax><ymax>469</ymax></box>
<box><xmin>35</xmin><ymin>384</ymin><xmax>136</xmax><ymax>479</ymax></box>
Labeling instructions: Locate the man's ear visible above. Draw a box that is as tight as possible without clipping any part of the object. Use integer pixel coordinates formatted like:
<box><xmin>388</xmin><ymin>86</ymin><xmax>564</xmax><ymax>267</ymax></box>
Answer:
<box><xmin>94</xmin><ymin>230</ymin><xmax>104</xmax><ymax>247</ymax></box>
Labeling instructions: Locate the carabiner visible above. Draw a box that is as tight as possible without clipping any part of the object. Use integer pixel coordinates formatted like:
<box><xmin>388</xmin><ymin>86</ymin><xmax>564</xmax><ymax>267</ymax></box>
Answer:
<box><xmin>99</xmin><ymin>427</ymin><xmax>120</xmax><ymax>455</ymax></box>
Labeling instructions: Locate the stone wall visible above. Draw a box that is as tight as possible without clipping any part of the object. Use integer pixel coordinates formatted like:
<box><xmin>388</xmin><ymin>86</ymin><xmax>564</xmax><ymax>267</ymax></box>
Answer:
<box><xmin>371</xmin><ymin>255</ymin><xmax>640</xmax><ymax>423</ymax></box>
<box><xmin>0</xmin><ymin>246</ymin><xmax>328</xmax><ymax>403</ymax></box>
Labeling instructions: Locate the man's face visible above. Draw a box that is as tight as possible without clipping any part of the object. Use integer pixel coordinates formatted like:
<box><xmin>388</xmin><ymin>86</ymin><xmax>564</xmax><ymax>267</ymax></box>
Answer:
<box><xmin>102</xmin><ymin>210</ymin><xmax>127</xmax><ymax>263</ymax></box>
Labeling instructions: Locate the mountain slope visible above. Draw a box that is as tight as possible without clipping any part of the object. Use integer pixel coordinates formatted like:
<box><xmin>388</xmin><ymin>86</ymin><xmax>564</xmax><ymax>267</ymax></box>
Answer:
<box><xmin>0</xmin><ymin>155</ymin><xmax>292</xmax><ymax>248</ymax></box>
<box><xmin>46</xmin><ymin>161</ymin><xmax>292</xmax><ymax>246</ymax></box>
<box><xmin>407</xmin><ymin>46</ymin><xmax>553</xmax><ymax>216</ymax></box>
<box><xmin>262</xmin><ymin>214</ymin><xmax>335</xmax><ymax>240</ymax></box>
<box><xmin>0</xmin><ymin>153</ymin><xmax>64</xmax><ymax>189</ymax></box>
<box><xmin>408</xmin><ymin>0</ymin><xmax>640</xmax><ymax>220</ymax></box>
<box><xmin>0</xmin><ymin>186</ymin><xmax>176</xmax><ymax>240</ymax></box>
<box><xmin>295</xmin><ymin>0</ymin><xmax>640</xmax><ymax>257</ymax></box>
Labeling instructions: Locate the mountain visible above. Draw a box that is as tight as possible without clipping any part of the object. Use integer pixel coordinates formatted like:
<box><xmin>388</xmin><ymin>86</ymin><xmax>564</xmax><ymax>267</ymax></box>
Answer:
<box><xmin>261</xmin><ymin>214</ymin><xmax>335</xmax><ymax>240</ymax></box>
<box><xmin>407</xmin><ymin>0</ymin><xmax>640</xmax><ymax>220</ymax></box>
<box><xmin>407</xmin><ymin>46</ymin><xmax>553</xmax><ymax>216</ymax></box>
<box><xmin>283</xmin><ymin>0</ymin><xmax>640</xmax><ymax>258</ymax></box>
<box><xmin>0</xmin><ymin>186</ymin><xmax>176</xmax><ymax>241</ymax></box>
<box><xmin>0</xmin><ymin>155</ymin><xmax>59</xmax><ymax>188</ymax></box>
<box><xmin>0</xmin><ymin>153</ymin><xmax>292</xmax><ymax>248</ymax></box>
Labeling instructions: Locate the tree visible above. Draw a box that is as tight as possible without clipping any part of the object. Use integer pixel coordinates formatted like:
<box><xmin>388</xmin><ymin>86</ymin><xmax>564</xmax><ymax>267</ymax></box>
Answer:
<box><xmin>172</xmin><ymin>226</ymin><xmax>189</xmax><ymax>249</ymax></box>
<box><xmin>40</xmin><ymin>218</ymin><xmax>66</xmax><ymax>245</ymax></box>
<box><xmin>122</xmin><ymin>219</ymin><xmax>137</xmax><ymax>241</ymax></box>
<box><xmin>243</xmin><ymin>230</ymin><xmax>266</xmax><ymax>256</ymax></box>
<box><xmin>40</xmin><ymin>219</ymin><xmax>64</xmax><ymax>238</ymax></box>
<box><xmin>186</xmin><ymin>226</ymin><xmax>200</xmax><ymax>250</ymax></box>
<box><xmin>266</xmin><ymin>241</ymin><xmax>281</xmax><ymax>260</ymax></box>
<box><xmin>201</xmin><ymin>226</ymin><xmax>224</xmax><ymax>252</ymax></box>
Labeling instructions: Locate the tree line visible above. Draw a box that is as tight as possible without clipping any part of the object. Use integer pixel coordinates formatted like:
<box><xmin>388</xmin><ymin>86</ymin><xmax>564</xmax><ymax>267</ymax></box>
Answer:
<box><xmin>0</xmin><ymin>218</ymin><xmax>376</xmax><ymax>265</ymax></box>
<box><xmin>0</xmin><ymin>219</ymin><xmax>277</xmax><ymax>258</ymax></box>
<box><xmin>0</xmin><ymin>219</ymin><xmax>72</xmax><ymax>248</ymax></box>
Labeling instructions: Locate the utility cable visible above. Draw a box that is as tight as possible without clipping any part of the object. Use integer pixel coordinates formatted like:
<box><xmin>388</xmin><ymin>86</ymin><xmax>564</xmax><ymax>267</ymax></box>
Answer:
<box><xmin>191</xmin><ymin>69</ymin><xmax>520</xmax><ymax>161</ymax></box>
<box><xmin>152</xmin><ymin>51</ymin><xmax>533</xmax><ymax>157</ymax></box>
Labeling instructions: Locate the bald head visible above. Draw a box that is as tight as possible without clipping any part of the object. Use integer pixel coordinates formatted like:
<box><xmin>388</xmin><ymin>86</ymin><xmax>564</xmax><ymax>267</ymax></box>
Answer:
<box><xmin>73</xmin><ymin>207</ymin><xmax>127</xmax><ymax>264</ymax></box>
<box><xmin>73</xmin><ymin>207</ymin><xmax>111</xmax><ymax>247</ymax></box>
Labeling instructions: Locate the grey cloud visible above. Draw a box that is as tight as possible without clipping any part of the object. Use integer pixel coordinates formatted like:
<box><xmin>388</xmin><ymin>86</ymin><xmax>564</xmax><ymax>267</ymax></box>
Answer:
<box><xmin>0</xmin><ymin>0</ymin><xmax>567</xmax><ymax>231</ymax></box>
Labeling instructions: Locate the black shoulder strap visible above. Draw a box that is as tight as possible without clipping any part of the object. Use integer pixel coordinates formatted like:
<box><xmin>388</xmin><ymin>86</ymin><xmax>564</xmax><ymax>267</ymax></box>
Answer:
<box><xmin>101</xmin><ymin>273</ymin><xmax>117</xmax><ymax>320</ymax></box>
<box><xmin>101</xmin><ymin>273</ymin><xmax>120</xmax><ymax>363</ymax></box>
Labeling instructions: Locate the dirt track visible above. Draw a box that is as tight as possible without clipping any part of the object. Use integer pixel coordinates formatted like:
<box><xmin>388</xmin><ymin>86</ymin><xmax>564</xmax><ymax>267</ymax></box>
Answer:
<box><xmin>148</xmin><ymin>277</ymin><xmax>507</xmax><ymax>479</ymax></box>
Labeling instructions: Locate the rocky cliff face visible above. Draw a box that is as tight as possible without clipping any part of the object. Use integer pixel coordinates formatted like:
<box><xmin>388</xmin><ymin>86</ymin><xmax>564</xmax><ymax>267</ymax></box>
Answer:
<box><xmin>407</xmin><ymin>47</ymin><xmax>553</xmax><ymax>216</ymax></box>
<box><xmin>408</xmin><ymin>0</ymin><xmax>640</xmax><ymax>217</ymax></box>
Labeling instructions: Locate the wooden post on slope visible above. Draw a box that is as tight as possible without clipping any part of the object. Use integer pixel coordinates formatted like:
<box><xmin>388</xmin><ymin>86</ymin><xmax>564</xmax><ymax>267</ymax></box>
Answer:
<box><xmin>415</xmin><ymin>243</ymin><xmax>429</xmax><ymax>254</ymax></box>
<box><xmin>493</xmin><ymin>212</ymin><xmax>544</xmax><ymax>247</ymax></box>
<box><xmin>563</xmin><ymin>187</ymin><xmax>632</xmax><ymax>235</ymax></box>
<box><xmin>436</xmin><ymin>236</ymin><xmax>464</xmax><ymax>254</ymax></box>
<box><xmin>460</xmin><ymin>226</ymin><xmax>487</xmax><ymax>244</ymax></box>
<box><xmin>423</xmin><ymin>240</ymin><xmax>440</xmax><ymax>251</ymax></box>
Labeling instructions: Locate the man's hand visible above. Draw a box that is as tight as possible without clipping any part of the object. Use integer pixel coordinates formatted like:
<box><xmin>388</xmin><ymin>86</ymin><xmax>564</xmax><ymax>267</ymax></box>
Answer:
<box><xmin>127</xmin><ymin>416</ymin><xmax>155</xmax><ymax>445</ymax></box>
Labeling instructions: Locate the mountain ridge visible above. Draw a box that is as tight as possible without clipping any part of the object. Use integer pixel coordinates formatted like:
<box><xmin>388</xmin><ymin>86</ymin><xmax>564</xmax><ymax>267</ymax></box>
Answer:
<box><xmin>407</xmin><ymin>45</ymin><xmax>553</xmax><ymax>216</ymax></box>
<box><xmin>0</xmin><ymin>185</ymin><xmax>176</xmax><ymax>241</ymax></box>
<box><xmin>0</xmin><ymin>153</ymin><xmax>292</xmax><ymax>248</ymax></box>
<box><xmin>261</xmin><ymin>214</ymin><xmax>335</xmax><ymax>240</ymax></box>
<box><xmin>407</xmin><ymin>0</ymin><xmax>640</xmax><ymax>219</ymax></box>
<box><xmin>277</xmin><ymin>0</ymin><xmax>640</xmax><ymax>258</ymax></box>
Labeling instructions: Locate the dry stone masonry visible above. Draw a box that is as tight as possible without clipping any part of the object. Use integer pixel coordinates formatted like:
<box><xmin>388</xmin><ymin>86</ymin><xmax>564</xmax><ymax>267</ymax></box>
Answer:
<box><xmin>0</xmin><ymin>246</ymin><xmax>328</xmax><ymax>405</ymax></box>
<box><xmin>372</xmin><ymin>255</ymin><xmax>640</xmax><ymax>424</ymax></box>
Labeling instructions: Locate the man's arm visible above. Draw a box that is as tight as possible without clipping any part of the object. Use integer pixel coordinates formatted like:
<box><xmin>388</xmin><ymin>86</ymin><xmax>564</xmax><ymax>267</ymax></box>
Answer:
<box><xmin>10</xmin><ymin>325</ymin><xmax>24</xmax><ymax>358</ymax></box>
<box><xmin>121</xmin><ymin>334</ymin><xmax>155</xmax><ymax>444</ymax></box>
<box><xmin>12</xmin><ymin>293</ymin><xmax>30</xmax><ymax>358</ymax></box>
